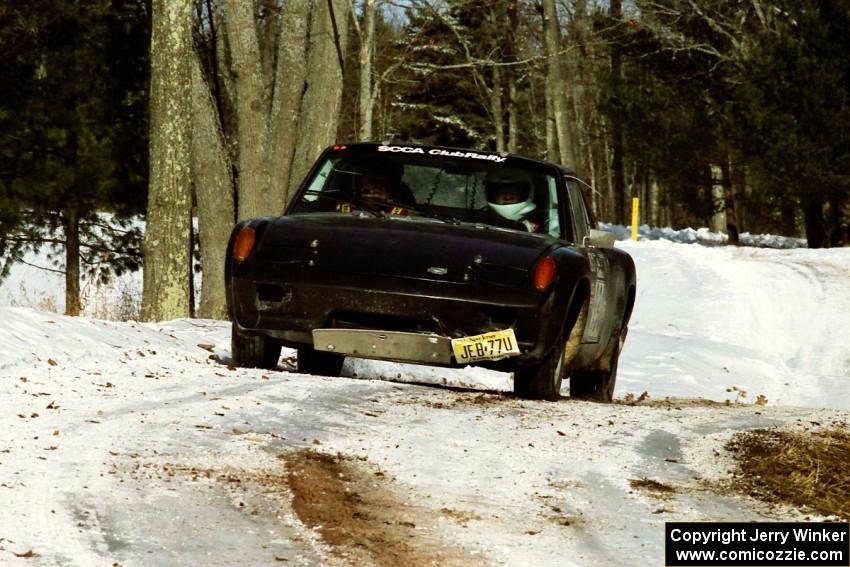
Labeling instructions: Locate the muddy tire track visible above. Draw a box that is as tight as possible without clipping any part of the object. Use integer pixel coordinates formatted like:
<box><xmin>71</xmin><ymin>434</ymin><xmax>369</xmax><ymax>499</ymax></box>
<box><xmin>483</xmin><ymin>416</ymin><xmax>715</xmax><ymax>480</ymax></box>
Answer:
<box><xmin>282</xmin><ymin>449</ymin><xmax>483</xmax><ymax>567</ymax></box>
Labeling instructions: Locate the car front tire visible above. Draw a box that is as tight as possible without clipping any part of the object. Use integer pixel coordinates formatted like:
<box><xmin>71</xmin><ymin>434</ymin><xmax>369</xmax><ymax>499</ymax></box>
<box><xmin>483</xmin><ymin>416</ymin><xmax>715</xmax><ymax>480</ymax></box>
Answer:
<box><xmin>231</xmin><ymin>323</ymin><xmax>281</xmax><ymax>369</ymax></box>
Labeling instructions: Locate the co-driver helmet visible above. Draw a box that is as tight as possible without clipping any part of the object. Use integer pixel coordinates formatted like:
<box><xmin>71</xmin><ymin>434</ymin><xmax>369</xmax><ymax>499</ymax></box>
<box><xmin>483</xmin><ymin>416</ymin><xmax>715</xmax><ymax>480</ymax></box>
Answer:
<box><xmin>485</xmin><ymin>172</ymin><xmax>536</xmax><ymax>221</ymax></box>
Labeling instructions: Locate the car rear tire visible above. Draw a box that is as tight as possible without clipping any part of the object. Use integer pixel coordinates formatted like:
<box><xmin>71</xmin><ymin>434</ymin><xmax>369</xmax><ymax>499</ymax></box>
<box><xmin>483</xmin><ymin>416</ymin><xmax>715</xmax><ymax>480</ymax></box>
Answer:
<box><xmin>569</xmin><ymin>326</ymin><xmax>626</xmax><ymax>403</ymax></box>
<box><xmin>513</xmin><ymin>299</ymin><xmax>588</xmax><ymax>402</ymax></box>
<box><xmin>513</xmin><ymin>328</ymin><xmax>566</xmax><ymax>401</ymax></box>
<box><xmin>296</xmin><ymin>347</ymin><xmax>345</xmax><ymax>377</ymax></box>
<box><xmin>231</xmin><ymin>324</ymin><xmax>281</xmax><ymax>369</ymax></box>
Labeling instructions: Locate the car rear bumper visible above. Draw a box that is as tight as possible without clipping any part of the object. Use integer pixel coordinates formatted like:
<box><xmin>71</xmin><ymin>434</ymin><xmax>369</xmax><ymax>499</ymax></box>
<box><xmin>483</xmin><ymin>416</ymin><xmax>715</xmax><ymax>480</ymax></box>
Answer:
<box><xmin>229</xmin><ymin>272</ymin><xmax>555</xmax><ymax>367</ymax></box>
<box><xmin>311</xmin><ymin>328</ymin><xmax>454</xmax><ymax>364</ymax></box>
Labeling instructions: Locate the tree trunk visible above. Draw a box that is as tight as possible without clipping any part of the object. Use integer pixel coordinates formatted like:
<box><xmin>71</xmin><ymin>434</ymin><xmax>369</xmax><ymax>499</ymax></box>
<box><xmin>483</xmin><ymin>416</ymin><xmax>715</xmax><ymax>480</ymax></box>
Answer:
<box><xmin>721</xmin><ymin>156</ymin><xmax>739</xmax><ymax>244</ymax></box>
<box><xmin>709</xmin><ymin>164</ymin><xmax>727</xmax><ymax>234</ymax></box>
<box><xmin>732</xmin><ymin>160</ymin><xmax>748</xmax><ymax>233</ymax></box>
<box><xmin>542</xmin><ymin>0</ymin><xmax>571</xmax><ymax>166</ymax></box>
<box><xmin>827</xmin><ymin>190</ymin><xmax>848</xmax><ymax>247</ymax></box>
<box><xmin>569</xmin><ymin>0</ymin><xmax>588</xmax><ymax>173</ymax></box>
<box><xmin>63</xmin><ymin>202</ymin><xmax>81</xmax><ymax>317</ymax></box>
<box><xmin>225</xmin><ymin>0</ymin><xmax>270</xmax><ymax>220</ymax></box>
<box><xmin>609</xmin><ymin>0</ymin><xmax>626</xmax><ymax>225</ymax></box>
<box><xmin>803</xmin><ymin>193</ymin><xmax>825</xmax><ymax>248</ymax></box>
<box><xmin>780</xmin><ymin>202</ymin><xmax>796</xmax><ymax>236</ymax></box>
<box><xmin>188</xmin><ymin>210</ymin><xmax>195</xmax><ymax>318</ymax></box>
<box><xmin>358</xmin><ymin>0</ymin><xmax>376</xmax><ymax>141</ymax></box>
<box><xmin>648</xmin><ymin>175</ymin><xmax>660</xmax><ymax>227</ymax></box>
<box><xmin>491</xmin><ymin>64</ymin><xmax>505</xmax><ymax>152</ymax></box>
<box><xmin>269</xmin><ymin>0</ymin><xmax>312</xmax><ymax>208</ymax></box>
<box><xmin>211</xmin><ymin>2</ymin><xmax>236</xmax><ymax>145</ymax></box>
<box><xmin>191</xmin><ymin>49</ymin><xmax>235</xmax><ymax>320</ymax></box>
<box><xmin>142</xmin><ymin>0</ymin><xmax>193</xmax><ymax>322</ymax></box>
<box><xmin>602</xmin><ymin>116</ymin><xmax>615</xmax><ymax>222</ymax></box>
<box><xmin>288</xmin><ymin>0</ymin><xmax>350</xmax><ymax>192</ymax></box>
<box><xmin>507</xmin><ymin>79</ymin><xmax>517</xmax><ymax>154</ymax></box>
<box><xmin>838</xmin><ymin>189</ymin><xmax>850</xmax><ymax>246</ymax></box>
<box><xmin>544</xmin><ymin>77</ymin><xmax>558</xmax><ymax>162</ymax></box>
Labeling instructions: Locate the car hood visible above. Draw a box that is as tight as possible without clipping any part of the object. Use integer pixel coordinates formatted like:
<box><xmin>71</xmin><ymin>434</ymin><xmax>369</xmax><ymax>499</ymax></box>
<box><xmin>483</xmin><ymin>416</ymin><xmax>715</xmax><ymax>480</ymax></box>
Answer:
<box><xmin>257</xmin><ymin>213</ymin><xmax>561</xmax><ymax>286</ymax></box>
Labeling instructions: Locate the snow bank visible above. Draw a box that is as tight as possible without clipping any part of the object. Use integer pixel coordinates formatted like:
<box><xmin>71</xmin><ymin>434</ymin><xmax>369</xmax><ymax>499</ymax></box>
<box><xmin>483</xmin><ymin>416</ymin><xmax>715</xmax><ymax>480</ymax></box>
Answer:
<box><xmin>601</xmin><ymin>223</ymin><xmax>808</xmax><ymax>249</ymax></box>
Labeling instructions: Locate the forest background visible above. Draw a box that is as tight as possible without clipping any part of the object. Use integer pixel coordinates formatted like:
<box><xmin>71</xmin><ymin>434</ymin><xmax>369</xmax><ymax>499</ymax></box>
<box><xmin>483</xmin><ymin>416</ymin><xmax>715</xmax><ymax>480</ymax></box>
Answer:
<box><xmin>1</xmin><ymin>0</ymin><xmax>848</xmax><ymax>321</ymax></box>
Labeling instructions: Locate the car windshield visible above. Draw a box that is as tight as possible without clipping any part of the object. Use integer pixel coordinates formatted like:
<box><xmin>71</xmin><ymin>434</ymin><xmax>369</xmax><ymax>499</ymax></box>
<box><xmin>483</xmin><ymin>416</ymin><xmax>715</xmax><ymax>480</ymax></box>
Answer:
<box><xmin>289</xmin><ymin>145</ymin><xmax>566</xmax><ymax>239</ymax></box>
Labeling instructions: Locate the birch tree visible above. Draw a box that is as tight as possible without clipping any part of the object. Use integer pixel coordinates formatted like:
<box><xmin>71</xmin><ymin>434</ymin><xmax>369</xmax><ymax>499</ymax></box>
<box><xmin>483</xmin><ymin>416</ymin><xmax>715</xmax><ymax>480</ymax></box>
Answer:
<box><xmin>269</xmin><ymin>0</ymin><xmax>312</xmax><ymax>207</ymax></box>
<box><xmin>141</xmin><ymin>0</ymin><xmax>193</xmax><ymax>322</ymax></box>
<box><xmin>358</xmin><ymin>0</ymin><xmax>378</xmax><ymax>141</ymax></box>
<box><xmin>288</xmin><ymin>0</ymin><xmax>350</xmax><ymax>191</ymax></box>
<box><xmin>190</xmin><ymin>50</ymin><xmax>234</xmax><ymax>319</ymax></box>
<box><xmin>542</xmin><ymin>0</ymin><xmax>571</xmax><ymax>167</ymax></box>
<box><xmin>224</xmin><ymin>0</ymin><xmax>269</xmax><ymax>220</ymax></box>
<box><xmin>608</xmin><ymin>0</ymin><xmax>627</xmax><ymax>224</ymax></box>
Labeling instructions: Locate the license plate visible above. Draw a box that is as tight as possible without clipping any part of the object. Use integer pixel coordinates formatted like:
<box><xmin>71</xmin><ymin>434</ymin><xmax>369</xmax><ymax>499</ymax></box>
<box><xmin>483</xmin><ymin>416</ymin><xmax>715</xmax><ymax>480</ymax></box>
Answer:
<box><xmin>451</xmin><ymin>329</ymin><xmax>520</xmax><ymax>363</ymax></box>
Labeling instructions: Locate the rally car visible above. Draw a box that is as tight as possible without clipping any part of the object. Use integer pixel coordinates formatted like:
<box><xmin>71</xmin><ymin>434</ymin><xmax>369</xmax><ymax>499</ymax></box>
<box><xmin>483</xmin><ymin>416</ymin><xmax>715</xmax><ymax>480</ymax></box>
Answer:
<box><xmin>225</xmin><ymin>143</ymin><xmax>636</xmax><ymax>401</ymax></box>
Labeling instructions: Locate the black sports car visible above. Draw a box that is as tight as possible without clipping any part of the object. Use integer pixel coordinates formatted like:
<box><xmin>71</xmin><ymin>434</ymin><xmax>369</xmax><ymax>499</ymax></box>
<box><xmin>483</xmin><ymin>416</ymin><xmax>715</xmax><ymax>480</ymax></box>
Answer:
<box><xmin>226</xmin><ymin>143</ymin><xmax>636</xmax><ymax>401</ymax></box>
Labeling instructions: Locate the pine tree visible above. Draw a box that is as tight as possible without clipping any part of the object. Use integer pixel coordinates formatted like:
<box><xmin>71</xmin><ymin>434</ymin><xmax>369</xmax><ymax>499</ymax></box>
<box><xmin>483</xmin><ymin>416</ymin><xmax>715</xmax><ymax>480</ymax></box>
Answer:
<box><xmin>0</xmin><ymin>0</ymin><xmax>148</xmax><ymax>315</ymax></box>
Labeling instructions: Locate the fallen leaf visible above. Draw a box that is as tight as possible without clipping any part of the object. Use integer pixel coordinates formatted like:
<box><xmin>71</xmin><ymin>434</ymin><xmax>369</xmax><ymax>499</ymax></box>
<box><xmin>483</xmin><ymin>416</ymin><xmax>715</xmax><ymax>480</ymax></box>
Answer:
<box><xmin>14</xmin><ymin>550</ymin><xmax>34</xmax><ymax>558</ymax></box>
<box><xmin>46</xmin><ymin>401</ymin><xmax>60</xmax><ymax>410</ymax></box>
<box><xmin>556</xmin><ymin>430</ymin><xmax>566</xmax><ymax>436</ymax></box>
<box><xmin>47</xmin><ymin>359</ymin><xmax>58</xmax><ymax>366</ymax></box>
<box><xmin>197</xmin><ymin>344</ymin><xmax>215</xmax><ymax>352</ymax></box>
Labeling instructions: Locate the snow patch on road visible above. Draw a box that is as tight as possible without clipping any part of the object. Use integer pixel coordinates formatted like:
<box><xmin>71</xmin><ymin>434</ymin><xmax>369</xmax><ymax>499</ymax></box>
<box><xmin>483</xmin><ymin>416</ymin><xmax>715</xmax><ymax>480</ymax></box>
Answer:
<box><xmin>2</xmin><ymin>233</ymin><xmax>850</xmax><ymax>565</ymax></box>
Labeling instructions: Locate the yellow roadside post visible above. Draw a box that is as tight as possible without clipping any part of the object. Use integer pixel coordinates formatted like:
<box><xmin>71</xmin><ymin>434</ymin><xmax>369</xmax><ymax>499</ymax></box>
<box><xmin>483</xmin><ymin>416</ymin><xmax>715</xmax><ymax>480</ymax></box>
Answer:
<box><xmin>631</xmin><ymin>198</ymin><xmax>639</xmax><ymax>241</ymax></box>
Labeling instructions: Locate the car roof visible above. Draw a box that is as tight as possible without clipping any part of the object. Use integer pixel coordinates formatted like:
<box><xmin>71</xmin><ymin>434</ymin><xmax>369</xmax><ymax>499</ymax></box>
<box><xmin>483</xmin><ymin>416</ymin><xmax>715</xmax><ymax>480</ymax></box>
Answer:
<box><xmin>335</xmin><ymin>142</ymin><xmax>578</xmax><ymax>176</ymax></box>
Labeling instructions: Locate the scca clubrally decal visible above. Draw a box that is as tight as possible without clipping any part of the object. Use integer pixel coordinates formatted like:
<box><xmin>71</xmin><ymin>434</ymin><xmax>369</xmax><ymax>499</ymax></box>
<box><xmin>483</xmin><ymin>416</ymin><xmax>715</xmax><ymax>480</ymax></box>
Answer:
<box><xmin>377</xmin><ymin>145</ymin><xmax>507</xmax><ymax>163</ymax></box>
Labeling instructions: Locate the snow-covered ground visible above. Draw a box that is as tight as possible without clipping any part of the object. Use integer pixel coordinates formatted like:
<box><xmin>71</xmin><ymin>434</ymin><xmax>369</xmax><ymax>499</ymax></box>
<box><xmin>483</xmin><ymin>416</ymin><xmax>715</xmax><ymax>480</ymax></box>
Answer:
<box><xmin>1</xmin><ymin>228</ymin><xmax>849</xmax><ymax>565</ymax></box>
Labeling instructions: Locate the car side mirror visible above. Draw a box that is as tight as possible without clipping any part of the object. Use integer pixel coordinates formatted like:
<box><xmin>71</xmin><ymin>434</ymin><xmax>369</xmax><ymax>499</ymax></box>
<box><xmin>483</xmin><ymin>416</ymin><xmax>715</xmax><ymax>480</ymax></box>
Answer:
<box><xmin>583</xmin><ymin>229</ymin><xmax>616</xmax><ymax>249</ymax></box>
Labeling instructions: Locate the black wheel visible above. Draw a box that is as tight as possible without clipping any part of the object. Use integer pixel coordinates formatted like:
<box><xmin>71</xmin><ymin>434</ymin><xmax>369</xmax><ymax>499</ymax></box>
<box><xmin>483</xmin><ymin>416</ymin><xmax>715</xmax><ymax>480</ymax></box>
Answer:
<box><xmin>514</xmin><ymin>300</ymin><xmax>588</xmax><ymax>401</ymax></box>
<box><xmin>231</xmin><ymin>323</ymin><xmax>281</xmax><ymax>369</ymax></box>
<box><xmin>513</xmin><ymin>328</ymin><xmax>566</xmax><ymax>401</ymax></box>
<box><xmin>569</xmin><ymin>326</ymin><xmax>626</xmax><ymax>403</ymax></box>
<box><xmin>296</xmin><ymin>346</ymin><xmax>345</xmax><ymax>377</ymax></box>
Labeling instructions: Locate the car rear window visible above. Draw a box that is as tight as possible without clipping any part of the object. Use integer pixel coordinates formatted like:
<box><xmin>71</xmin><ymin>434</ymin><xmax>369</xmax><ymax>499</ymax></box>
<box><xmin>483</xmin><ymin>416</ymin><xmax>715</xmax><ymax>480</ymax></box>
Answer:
<box><xmin>290</xmin><ymin>145</ymin><xmax>569</xmax><ymax>240</ymax></box>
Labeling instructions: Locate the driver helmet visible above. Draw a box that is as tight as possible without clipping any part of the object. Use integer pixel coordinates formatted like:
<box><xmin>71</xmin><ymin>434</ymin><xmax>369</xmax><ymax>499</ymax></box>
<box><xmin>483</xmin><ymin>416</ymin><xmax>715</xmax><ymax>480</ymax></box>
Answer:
<box><xmin>485</xmin><ymin>172</ymin><xmax>536</xmax><ymax>221</ymax></box>
<box><xmin>359</xmin><ymin>161</ymin><xmax>402</xmax><ymax>202</ymax></box>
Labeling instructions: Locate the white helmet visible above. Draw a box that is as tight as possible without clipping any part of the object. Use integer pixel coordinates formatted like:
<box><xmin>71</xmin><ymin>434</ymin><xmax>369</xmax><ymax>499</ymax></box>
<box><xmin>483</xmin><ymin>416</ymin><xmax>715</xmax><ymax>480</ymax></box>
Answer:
<box><xmin>485</xmin><ymin>174</ymin><xmax>536</xmax><ymax>221</ymax></box>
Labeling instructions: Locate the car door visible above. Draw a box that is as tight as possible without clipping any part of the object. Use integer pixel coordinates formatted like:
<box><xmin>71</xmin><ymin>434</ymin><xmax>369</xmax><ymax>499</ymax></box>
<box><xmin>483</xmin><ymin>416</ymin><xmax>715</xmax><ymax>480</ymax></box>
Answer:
<box><xmin>564</xmin><ymin>177</ymin><xmax>614</xmax><ymax>348</ymax></box>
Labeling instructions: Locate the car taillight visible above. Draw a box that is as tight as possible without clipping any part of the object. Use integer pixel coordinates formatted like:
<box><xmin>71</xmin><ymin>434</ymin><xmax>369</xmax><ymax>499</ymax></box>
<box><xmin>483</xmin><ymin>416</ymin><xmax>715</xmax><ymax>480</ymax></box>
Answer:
<box><xmin>232</xmin><ymin>227</ymin><xmax>256</xmax><ymax>262</ymax></box>
<box><xmin>533</xmin><ymin>256</ymin><xmax>556</xmax><ymax>291</ymax></box>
